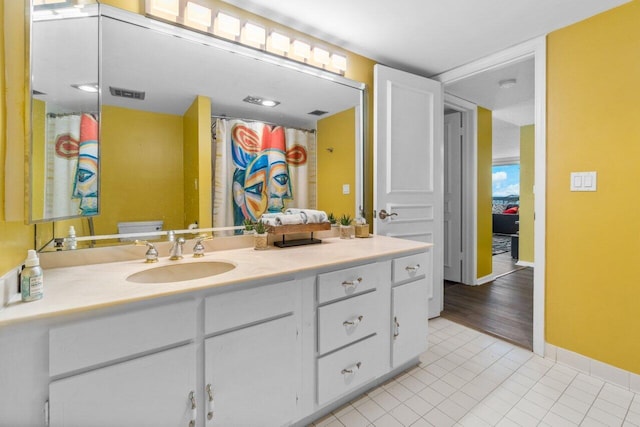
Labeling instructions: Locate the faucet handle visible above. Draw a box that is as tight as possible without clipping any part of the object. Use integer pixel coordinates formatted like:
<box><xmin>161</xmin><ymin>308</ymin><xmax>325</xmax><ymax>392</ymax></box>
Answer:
<box><xmin>193</xmin><ymin>234</ymin><xmax>213</xmax><ymax>258</ymax></box>
<box><xmin>134</xmin><ymin>240</ymin><xmax>159</xmax><ymax>263</ymax></box>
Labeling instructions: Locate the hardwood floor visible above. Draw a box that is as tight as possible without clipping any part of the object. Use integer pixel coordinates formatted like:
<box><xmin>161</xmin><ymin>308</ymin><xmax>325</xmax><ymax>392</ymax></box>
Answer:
<box><xmin>442</xmin><ymin>260</ymin><xmax>533</xmax><ymax>350</ymax></box>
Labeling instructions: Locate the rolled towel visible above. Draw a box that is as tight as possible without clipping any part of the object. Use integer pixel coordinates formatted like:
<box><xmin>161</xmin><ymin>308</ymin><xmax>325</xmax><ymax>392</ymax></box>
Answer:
<box><xmin>260</xmin><ymin>217</ymin><xmax>279</xmax><ymax>227</ymax></box>
<box><xmin>275</xmin><ymin>213</ymin><xmax>305</xmax><ymax>225</ymax></box>
<box><xmin>286</xmin><ymin>209</ymin><xmax>328</xmax><ymax>224</ymax></box>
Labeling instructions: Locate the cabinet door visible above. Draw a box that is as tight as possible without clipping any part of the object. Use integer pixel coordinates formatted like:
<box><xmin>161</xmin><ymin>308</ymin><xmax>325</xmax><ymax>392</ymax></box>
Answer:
<box><xmin>392</xmin><ymin>279</ymin><xmax>429</xmax><ymax>368</ymax></box>
<box><xmin>205</xmin><ymin>315</ymin><xmax>297</xmax><ymax>427</ymax></box>
<box><xmin>49</xmin><ymin>344</ymin><xmax>196</xmax><ymax>427</ymax></box>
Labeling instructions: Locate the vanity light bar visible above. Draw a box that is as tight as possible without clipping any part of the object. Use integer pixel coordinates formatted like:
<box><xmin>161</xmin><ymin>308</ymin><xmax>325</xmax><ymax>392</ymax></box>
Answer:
<box><xmin>144</xmin><ymin>0</ymin><xmax>347</xmax><ymax>75</ymax></box>
<box><xmin>215</xmin><ymin>12</ymin><xmax>240</xmax><ymax>39</ymax></box>
<box><xmin>185</xmin><ymin>2</ymin><xmax>211</xmax><ymax>28</ymax></box>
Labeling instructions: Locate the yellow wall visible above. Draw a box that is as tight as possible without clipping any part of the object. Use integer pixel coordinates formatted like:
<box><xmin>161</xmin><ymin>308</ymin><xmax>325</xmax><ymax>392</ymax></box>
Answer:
<box><xmin>96</xmin><ymin>105</ymin><xmax>184</xmax><ymax>235</ymax></box>
<box><xmin>183</xmin><ymin>95</ymin><xmax>212</xmax><ymax>229</ymax></box>
<box><xmin>518</xmin><ymin>125</ymin><xmax>534</xmax><ymax>263</ymax></box>
<box><xmin>317</xmin><ymin>108</ymin><xmax>356</xmax><ymax>218</ymax></box>
<box><xmin>0</xmin><ymin>0</ymin><xmax>34</xmax><ymax>274</ymax></box>
<box><xmin>547</xmin><ymin>0</ymin><xmax>640</xmax><ymax>373</ymax></box>
<box><xmin>477</xmin><ymin>107</ymin><xmax>493</xmax><ymax>279</ymax></box>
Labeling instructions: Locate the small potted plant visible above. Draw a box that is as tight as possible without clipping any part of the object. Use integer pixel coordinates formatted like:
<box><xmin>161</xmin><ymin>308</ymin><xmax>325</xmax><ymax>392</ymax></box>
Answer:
<box><xmin>328</xmin><ymin>212</ymin><xmax>337</xmax><ymax>228</ymax></box>
<box><xmin>339</xmin><ymin>214</ymin><xmax>353</xmax><ymax>239</ymax></box>
<box><xmin>253</xmin><ymin>220</ymin><xmax>269</xmax><ymax>250</ymax></box>
<box><xmin>243</xmin><ymin>218</ymin><xmax>255</xmax><ymax>235</ymax></box>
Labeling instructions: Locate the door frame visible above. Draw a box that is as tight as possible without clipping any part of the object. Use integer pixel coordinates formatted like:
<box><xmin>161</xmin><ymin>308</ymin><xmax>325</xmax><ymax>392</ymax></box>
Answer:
<box><xmin>433</xmin><ymin>36</ymin><xmax>547</xmax><ymax>356</ymax></box>
<box><xmin>444</xmin><ymin>95</ymin><xmax>477</xmax><ymax>286</ymax></box>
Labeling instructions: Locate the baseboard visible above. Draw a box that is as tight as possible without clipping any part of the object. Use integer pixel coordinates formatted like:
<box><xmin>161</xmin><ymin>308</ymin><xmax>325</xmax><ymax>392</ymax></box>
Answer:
<box><xmin>545</xmin><ymin>342</ymin><xmax>640</xmax><ymax>393</ymax></box>
<box><xmin>516</xmin><ymin>260</ymin><xmax>534</xmax><ymax>267</ymax></box>
<box><xmin>475</xmin><ymin>274</ymin><xmax>495</xmax><ymax>285</ymax></box>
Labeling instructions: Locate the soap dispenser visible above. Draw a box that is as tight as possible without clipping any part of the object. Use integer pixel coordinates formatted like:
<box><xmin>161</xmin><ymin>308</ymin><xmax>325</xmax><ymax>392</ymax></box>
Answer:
<box><xmin>21</xmin><ymin>250</ymin><xmax>43</xmax><ymax>302</ymax></box>
<box><xmin>65</xmin><ymin>226</ymin><xmax>77</xmax><ymax>250</ymax></box>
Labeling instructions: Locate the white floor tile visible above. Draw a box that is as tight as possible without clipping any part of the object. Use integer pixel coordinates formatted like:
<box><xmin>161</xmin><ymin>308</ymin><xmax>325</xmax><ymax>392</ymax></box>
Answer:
<box><xmin>408</xmin><ymin>418</ymin><xmax>433</xmax><ymax>427</ymax></box>
<box><xmin>550</xmin><ymin>402</ymin><xmax>586</xmax><ymax>424</ymax></box>
<box><xmin>422</xmin><ymin>407</ymin><xmax>456</xmax><ymax>427</ymax></box>
<box><xmin>371</xmin><ymin>413</ymin><xmax>404</xmax><ymax>427</ymax></box>
<box><xmin>436</xmin><ymin>397</ymin><xmax>468</xmax><ymax>421</ymax></box>
<box><xmin>416</xmin><ymin>386</ymin><xmax>446</xmax><ymax>407</ymax></box>
<box><xmin>471</xmin><ymin>402</ymin><xmax>503</xmax><ymax>425</ymax></box>
<box><xmin>403</xmin><ymin>395</ymin><xmax>433</xmax><ymax>417</ymax></box>
<box><xmin>448</xmin><ymin>391</ymin><xmax>478</xmax><ymax>412</ymax></box>
<box><xmin>542</xmin><ymin>410</ymin><xmax>579</xmax><ymax>426</ymax></box>
<box><xmin>335</xmin><ymin>407</ymin><xmax>369</xmax><ymax>427</ymax></box>
<box><xmin>386</xmin><ymin>381</ymin><xmax>414</xmax><ymax>402</ymax></box>
<box><xmin>457</xmin><ymin>412</ymin><xmax>491</xmax><ymax>427</ymax></box>
<box><xmin>505</xmin><ymin>406</ymin><xmax>539</xmax><ymax>427</ymax></box>
<box><xmin>586</xmin><ymin>405</ymin><xmax>624</xmax><ymax>426</ymax></box>
<box><xmin>356</xmin><ymin>398</ymin><xmax>386</xmax><ymax>422</ymax></box>
<box><xmin>389</xmin><ymin>404</ymin><xmax>420</xmax><ymax>426</ymax></box>
<box><xmin>371</xmin><ymin>390</ymin><xmax>402</xmax><ymax>412</ymax></box>
<box><xmin>400</xmin><ymin>375</ymin><xmax>428</xmax><ymax>394</ymax></box>
<box><xmin>592</xmin><ymin>397</ymin><xmax>628</xmax><ymax>419</ymax></box>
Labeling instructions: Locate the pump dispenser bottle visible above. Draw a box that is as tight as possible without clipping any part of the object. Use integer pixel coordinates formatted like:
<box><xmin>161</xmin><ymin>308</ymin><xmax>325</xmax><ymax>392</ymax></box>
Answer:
<box><xmin>66</xmin><ymin>226</ymin><xmax>77</xmax><ymax>250</ymax></box>
<box><xmin>21</xmin><ymin>250</ymin><xmax>44</xmax><ymax>302</ymax></box>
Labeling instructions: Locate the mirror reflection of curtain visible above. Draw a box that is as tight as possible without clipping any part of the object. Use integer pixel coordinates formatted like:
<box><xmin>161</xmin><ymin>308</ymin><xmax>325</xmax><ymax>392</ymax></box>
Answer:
<box><xmin>213</xmin><ymin>118</ymin><xmax>316</xmax><ymax>229</ymax></box>
<box><xmin>44</xmin><ymin>113</ymin><xmax>99</xmax><ymax>218</ymax></box>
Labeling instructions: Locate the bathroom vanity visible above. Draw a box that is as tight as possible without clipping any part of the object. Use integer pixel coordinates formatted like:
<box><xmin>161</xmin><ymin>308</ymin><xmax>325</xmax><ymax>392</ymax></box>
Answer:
<box><xmin>0</xmin><ymin>236</ymin><xmax>431</xmax><ymax>426</ymax></box>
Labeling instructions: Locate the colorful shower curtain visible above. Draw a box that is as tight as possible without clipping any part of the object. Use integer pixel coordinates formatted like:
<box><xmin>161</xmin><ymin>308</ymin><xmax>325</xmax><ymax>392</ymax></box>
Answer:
<box><xmin>44</xmin><ymin>113</ymin><xmax>99</xmax><ymax>218</ymax></box>
<box><xmin>213</xmin><ymin>118</ymin><xmax>316</xmax><ymax>229</ymax></box>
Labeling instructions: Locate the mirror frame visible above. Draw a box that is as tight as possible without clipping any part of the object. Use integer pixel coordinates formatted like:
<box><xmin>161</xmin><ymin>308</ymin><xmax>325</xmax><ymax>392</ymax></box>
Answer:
<box><xmin>29</xmin><ymin>3</ymin><xmax>368</xmax><ymax>248</ymax></box>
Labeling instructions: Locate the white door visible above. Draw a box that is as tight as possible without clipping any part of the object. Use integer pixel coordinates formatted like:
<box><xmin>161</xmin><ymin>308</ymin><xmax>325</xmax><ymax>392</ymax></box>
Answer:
<box><xmin>444</xmin><ymin>112</ymin><xmax>463</xmax><ymax>283</ymax></box>
<box><xmin>49</xmin><ymin>345</ymin><xmax>196</xmax><ymax>427</ymax></box>
<box><xmin>204</xmin><ymin>315</ymin><xmax>297</xmax><ymax>427</ymax></box>
<box><xmin>374</xmin><ymin>64</ymin><xmax>444</xmax><ymax>318</ymax></box>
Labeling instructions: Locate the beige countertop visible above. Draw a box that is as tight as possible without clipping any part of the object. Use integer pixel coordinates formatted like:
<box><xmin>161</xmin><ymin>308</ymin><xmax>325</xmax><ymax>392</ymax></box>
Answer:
<box><xmin>0</xmin><ymin>235</ymin><xmax>430</xmax><ymax>327</ymax></box>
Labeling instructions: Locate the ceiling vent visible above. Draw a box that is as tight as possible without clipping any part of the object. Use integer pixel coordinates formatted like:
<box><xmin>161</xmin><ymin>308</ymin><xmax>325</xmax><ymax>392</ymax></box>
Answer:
<box><xmin>109</xmin><ymin>86</ymin><xmax>145</xmax><ymax>100</ymax></box>
<box><xmin>308</xmin><ymin>110</ymin><xmax>328</xmax><ymax>116</ymax></box>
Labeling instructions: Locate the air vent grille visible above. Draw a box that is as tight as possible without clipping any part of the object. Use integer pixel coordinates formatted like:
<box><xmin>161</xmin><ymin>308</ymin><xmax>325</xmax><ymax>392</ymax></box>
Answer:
<box><xmin>308</xmin><ymin>110</ymin><xmax>328</xmax><ymax>116</ymax></box>
<box><xmin>109</xmin><ymin>86</ymin><xmax>145</xmax><ymax>100</ymax></box>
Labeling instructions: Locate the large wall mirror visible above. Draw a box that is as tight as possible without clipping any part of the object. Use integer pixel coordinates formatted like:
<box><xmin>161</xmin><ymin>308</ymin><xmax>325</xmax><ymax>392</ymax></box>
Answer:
<box><xmin>30</xmin><ymin>2</ymin><xmax>100</xmax><ymax>223</ymax></box>
<box><xmin>30</xmin><ymin>3</ymin><xmax>365</xmax><ymax>247</ymax></box>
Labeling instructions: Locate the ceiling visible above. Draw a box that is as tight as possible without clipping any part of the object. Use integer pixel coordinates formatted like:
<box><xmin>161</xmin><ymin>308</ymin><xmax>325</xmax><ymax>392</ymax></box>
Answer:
<box><xmin>221</xmin><ymin>0</ymin><xmax>630</xmax><ymax>77</ymax></box>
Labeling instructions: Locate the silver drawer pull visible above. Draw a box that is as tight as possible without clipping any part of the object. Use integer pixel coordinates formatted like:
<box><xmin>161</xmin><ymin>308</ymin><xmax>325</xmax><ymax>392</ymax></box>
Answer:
<box><xmin>341</xmin><ymin>362</ymin><xmax>362</xmax><ymax>375</ymax></box>
<box><xmin>206</xmin><ymin>384</ymin><xmax>214</xmax><ymax>420</ymax></box>
<box><xmin>188</xmin><ymin>391</ymin><xmax>197</xmax><ymax>427</ymax></box>
<box><xmin>405</xmin><ymin>264</ymin><xmax>420</xmax><ymax>272</ymax></box>
<box><xmin>342</xmin><ymin>277</ymin><xmax>363</xmax><ymax>288</ymax></box>
<box><xmin>393</xmin><ymin>316</ymin><xmax>400</xmax><ymax>339</ymax></box>
<box><xmin>343</xmin><ymin>315</ymin><xmax>364</xmax><ymax>327</ymax></box>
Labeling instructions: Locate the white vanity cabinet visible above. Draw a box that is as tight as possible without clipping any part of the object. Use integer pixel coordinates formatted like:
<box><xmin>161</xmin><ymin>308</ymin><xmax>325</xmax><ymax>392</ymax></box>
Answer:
<box><xmin>315</xmin><ymin>262</ymin><xmax>390</xmax><ymax>406</ymax></box>
<box><xmin>47</xmin><ymin>300</ymin><xmax>199</xmax><ymax>427</ymax></box>
<box><xmin>0</xmin><ymin>239</ymin><xmax>432</xmax><ymax>427</ymax></box>
<box><xmin>391</xmin><ymin>250</ymin><xmax>432</xmax><ymax>368</ymax></box>
<box><xmin>203</xmin><ymin>280</ymin><xmax>302</xmax><ymax>427</ymax></box>
<box><xmin>49</xmin><ymin>344</ymin><xmax>197</xmax><ymax>427</ymax></box>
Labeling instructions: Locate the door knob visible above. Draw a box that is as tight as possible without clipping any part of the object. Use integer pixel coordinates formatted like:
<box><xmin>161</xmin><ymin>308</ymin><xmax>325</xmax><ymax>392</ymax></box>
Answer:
<box><xmin>378</xmin><ymin>210</ymin><xmax>398</xmax><ymax>220</ymax></box>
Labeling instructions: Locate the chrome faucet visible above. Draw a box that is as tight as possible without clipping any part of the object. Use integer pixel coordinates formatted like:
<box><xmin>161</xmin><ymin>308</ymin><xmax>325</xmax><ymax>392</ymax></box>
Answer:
<box><xmin>169</xmin><ymin>237</ymin><xmax>185</xmax><ymax>260</ymax></box>
<box><xmin>192</xmin><ymin>234</ymin><xmax>213</xmax><ymax>258</ymax></box>
<box><xmin>135</xmin><ymin>240</ymin><xmax>158</xmax><ymax>263</ymax></box>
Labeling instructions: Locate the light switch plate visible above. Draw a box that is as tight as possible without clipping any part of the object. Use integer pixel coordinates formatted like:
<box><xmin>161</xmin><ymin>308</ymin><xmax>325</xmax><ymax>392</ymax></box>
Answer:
<box><xmin>571</xmin><ymin>171</ymin><xmax>597</xmax><ymax>192</ymax></box>
<box><xmin>342</xmin><ymin>184</ymin><xmax>350</xmax><ymax>195</ymax></box>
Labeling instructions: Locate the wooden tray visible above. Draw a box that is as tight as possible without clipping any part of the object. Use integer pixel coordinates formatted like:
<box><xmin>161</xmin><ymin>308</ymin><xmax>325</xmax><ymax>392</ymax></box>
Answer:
<box><xmin>268</xmin><ymin>222</ymin><xmax>331</xmax><ymax>235</ymax></box>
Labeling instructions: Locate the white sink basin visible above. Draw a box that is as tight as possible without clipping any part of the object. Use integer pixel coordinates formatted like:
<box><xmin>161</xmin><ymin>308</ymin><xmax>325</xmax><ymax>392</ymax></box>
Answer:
<box><xmin>126</xmin><ymin>261</ymin><xmax>236</xmax><ymax>283</ymax></box>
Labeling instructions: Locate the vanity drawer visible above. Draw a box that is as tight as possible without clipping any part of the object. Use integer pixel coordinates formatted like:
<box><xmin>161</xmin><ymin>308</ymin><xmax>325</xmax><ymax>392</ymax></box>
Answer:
<box><xmin>317</xmin><ymin>334</ymin><xmax>383</xmax><ymax>405</ymax></box>
<box><xmin>50</xmin><ymin>300</ymin><xmax>196</xmax><ymax>377</ymax></box>
<box><xmin>317</xmin><ymin>262</ymin><xmax>379</xmax><ymax>304</ymax></box>
<box><xmin>205</xmin><ymin>279</ymin><xmax>297</xmax><ymax>335</ymax></box>
<box><xmin>392</xmin><ymin>250</ymin><xmax>430</xmax><ymax>284</ymax></box>
<box><xmin>318</xmin><ymin>291</ymin><xmax>381</xmax><ymax>355</ymax></box>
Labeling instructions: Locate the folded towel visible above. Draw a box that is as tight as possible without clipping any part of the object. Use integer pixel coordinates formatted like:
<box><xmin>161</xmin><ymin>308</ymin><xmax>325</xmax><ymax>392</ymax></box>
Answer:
<box><xmin>276</xmin><ymin>213</ymin><xmax>305</xmax><ymax>225</ymax></box>
<box><xmin>260</xmin><ymin>213</ymin><xmax>280</xmax><ymax>218</ymax></box>
<box><xmin>285</xmin><ymin>209</ymin><xmax>328</xmax><ymax>224</ymax></box>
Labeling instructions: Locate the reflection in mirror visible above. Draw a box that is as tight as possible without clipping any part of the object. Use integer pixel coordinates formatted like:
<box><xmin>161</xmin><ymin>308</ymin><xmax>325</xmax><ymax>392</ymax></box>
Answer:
<box><xmin>33</xmin><ymin>5</ymin><xmax>365</xmax><ymax>250</ymax></box>
<box><xmin>30</xmin><ymin>4</ymin><xmax>100</xmax><ymax>223</ymax></box>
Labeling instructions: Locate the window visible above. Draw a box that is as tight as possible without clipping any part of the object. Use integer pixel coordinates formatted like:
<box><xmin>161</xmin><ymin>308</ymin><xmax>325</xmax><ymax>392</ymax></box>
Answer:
<box><xmin>492</xmin><ymin>164</ymin><xmax>520</xmax><ymax>198</ymax></box>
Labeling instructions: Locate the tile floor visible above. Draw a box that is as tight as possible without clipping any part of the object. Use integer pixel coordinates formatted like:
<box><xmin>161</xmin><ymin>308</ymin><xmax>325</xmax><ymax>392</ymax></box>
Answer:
<box><xmin>311</xmin><ymin>317</ymin><xmax>640</xmax><ymax>427</ymax></box>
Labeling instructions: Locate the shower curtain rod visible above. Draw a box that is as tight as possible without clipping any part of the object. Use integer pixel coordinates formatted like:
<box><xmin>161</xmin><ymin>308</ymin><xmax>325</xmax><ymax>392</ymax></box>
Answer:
<box><xmin>211</xmin><ymin>115</ymin><xmax>316</xmax><ymax>133</ymax></box>
<box><xmin>46</xmin><ymin>112</ymin><xmax>98</xmax><ymax>118</ymax></box>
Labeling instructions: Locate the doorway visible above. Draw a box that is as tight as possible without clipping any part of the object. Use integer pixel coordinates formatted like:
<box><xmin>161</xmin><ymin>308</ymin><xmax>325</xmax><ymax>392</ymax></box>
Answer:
<box><xmin>434</xmin><ymin>38</ymin><xmax>546</xmax><ymax>354</ymax></box>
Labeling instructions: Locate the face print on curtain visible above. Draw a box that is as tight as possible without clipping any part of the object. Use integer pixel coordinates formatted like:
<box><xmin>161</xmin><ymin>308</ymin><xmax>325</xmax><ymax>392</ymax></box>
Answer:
<box><xmin>213</xmin><ymin>119</ymin><xmax>316</xmax><ymax>231</ymax></box>
<box><xmin>232</xmin><ymin>124</ymin><xmax>307</xmax><ymax>223</ymax></box>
